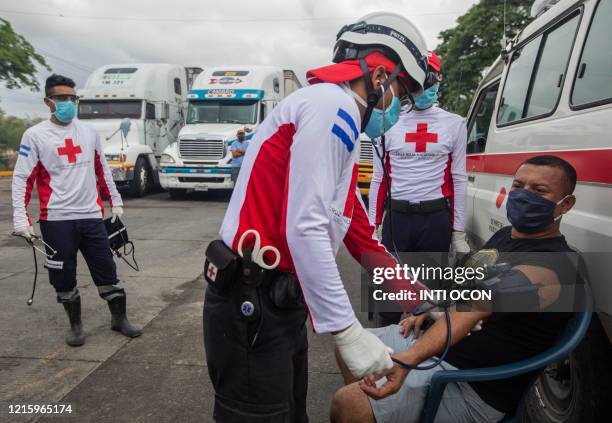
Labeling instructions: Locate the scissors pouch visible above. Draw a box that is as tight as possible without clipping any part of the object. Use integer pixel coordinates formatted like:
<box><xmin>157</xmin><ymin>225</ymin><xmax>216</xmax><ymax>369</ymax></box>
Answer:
<box><xmin>204</xmin><ymin>240</ymin><xmax>241</xmax><ymax>291</ymax></box>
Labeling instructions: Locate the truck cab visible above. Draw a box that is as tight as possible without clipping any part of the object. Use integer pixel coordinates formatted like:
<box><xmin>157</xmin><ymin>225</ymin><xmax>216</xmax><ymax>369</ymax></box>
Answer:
<box><xmin>78</xmin><ymin>64</ymin><xmax>200</xmax><ymax>196</ymax></box>
<box><xmin>464</xmin><ymin>0</ymin><xmax>612</xmax><ymax>420</ymax></box>
<box><xmin>159</xmin><ymin>66</ymin><xmax>301</xmax><ymax>196</ymax></box>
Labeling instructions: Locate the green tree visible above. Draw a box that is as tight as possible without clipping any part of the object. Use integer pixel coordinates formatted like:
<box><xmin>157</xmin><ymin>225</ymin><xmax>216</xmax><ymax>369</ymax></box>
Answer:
<box><xmin>0</xmin><ymin>106</ymin><xmax>44</xmax><ymax>169</ymax></box>
<box><xmin>0</xmin><ymin>18</ymin><xmax>50</xmax><ymax>91</ymax></box>
<box><xmin>435</xmin><ymin>0</ymin><xmax>533</xmax><ymax>116</ymax></box>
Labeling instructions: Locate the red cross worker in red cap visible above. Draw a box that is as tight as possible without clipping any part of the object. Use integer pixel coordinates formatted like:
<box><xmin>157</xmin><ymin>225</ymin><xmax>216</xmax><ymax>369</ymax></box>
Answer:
<box><xmin>203</xmin><ymin>11</ymin><xmax>432</xmax><ymax>422</ymax></box>
<box><xmin>368</xmin><ymin>50</ymin><xmax>470</xmax><ymax>326</ymax></box>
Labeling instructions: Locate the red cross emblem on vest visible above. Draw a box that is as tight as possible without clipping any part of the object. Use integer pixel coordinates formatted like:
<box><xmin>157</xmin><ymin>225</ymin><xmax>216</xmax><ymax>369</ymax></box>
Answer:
<box><xmin>57</xmin><ymin>138</ymin><xmax>82</xmax><ymax>163</ymax></box>
<box><xmin>405</xmin><ymin>123</ymin><xmax>438</xmax><ymax>152</ymax></box>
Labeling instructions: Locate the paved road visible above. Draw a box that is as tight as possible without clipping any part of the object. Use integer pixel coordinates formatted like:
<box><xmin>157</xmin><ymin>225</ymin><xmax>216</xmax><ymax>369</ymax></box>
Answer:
<box><xmin>0</xmin><ymin>178</ymin><xmax>367</xmax><ymax>422</ymax></box>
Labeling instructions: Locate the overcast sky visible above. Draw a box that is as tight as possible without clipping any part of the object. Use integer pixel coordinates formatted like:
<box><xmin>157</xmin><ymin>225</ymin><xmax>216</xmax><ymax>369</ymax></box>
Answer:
<box><xmin>0</xmin><ymin>0</ymin><xmax>477</xmax><ymax>118</ymax></box>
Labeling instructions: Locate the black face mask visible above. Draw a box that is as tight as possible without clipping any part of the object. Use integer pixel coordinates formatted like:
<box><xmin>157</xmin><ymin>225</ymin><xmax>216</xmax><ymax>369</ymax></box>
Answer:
<box><xmin>506</xmin><ymin>189</ymin><xmax>569</xmax><ymax>233</ymax></box>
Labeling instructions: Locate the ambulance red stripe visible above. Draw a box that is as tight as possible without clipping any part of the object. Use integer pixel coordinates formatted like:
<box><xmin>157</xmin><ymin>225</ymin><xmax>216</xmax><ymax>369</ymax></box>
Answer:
<box><xmin>467</xmin><ymin>149</ymin><xmax>612</xmax><ymax>185</ymax></box>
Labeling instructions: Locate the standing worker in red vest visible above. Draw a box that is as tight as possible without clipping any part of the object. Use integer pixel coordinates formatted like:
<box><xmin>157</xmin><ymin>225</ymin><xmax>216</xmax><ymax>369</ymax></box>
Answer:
<box><xmin>368</xmin><ymin>52</ymin><xmax>469</xmax><ymax>326</ymax></box>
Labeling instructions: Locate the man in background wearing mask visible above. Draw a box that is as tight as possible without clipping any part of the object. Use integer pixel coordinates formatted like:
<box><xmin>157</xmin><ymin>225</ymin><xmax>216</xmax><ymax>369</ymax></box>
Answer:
<box><xmin>229</xmin><ymin>128</ymin><xmax>250</xmax><ymax>183</ymax></box>
<box><xmin>331</xmin><ymin>155</ymin><xmax>579</xmax><ymax>422</ymax></box>
<box><xmin>203</xmin><ymin>12</ymin><xmax>431</xmax><ymax>422</ymax></box>
<box><xmin>11</xmin><ymin>74</ymin><xmax>141</xmax><ymax>347</ymax></box>
<box><xmin>368</xmin><ymin>51</ymin><xmax>469</xmax><ymax>326</ymax></box>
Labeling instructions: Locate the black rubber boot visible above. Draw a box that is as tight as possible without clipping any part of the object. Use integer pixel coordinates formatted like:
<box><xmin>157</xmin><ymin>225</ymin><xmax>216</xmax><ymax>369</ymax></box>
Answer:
<box><xmin>62</xmin><ymin>298</ymin><xmax>85</xmax><ymax>347</ymax></box>
<box><xmin>107</xmin><ymin>296</ymin><xmax>142</xmax><ymax>338</ymax></box>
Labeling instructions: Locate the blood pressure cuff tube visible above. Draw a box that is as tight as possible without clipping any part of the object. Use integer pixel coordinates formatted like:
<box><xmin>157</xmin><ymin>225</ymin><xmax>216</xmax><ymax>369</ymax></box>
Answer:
<box><xmin>204</xmin><ymin>240</ymin><xmax>241</xmax><ymax>291</ymax></box>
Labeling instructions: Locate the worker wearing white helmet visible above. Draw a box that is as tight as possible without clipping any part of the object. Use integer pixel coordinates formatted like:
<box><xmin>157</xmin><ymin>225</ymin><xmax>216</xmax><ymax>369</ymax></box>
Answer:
<box><xmin>203</xmin><ymin>11</ymin><xmax>429</xmax><ymax>422</ymax></box>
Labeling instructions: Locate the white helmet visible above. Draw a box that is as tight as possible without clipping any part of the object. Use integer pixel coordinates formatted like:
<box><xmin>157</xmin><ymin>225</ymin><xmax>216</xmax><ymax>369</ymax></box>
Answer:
<box><xmin>333</xmin><ymin>11</ymin><xmax>428</xmax><ymax>95</ymax></box>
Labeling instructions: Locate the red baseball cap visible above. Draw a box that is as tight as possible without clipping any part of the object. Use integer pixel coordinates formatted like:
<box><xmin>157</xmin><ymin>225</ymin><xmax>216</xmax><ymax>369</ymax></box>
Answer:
<box><xmin>306</xmin><ymin>51</ymin><xmax>415</xmax><ymax>90</ymax></box>
<box><xmin>427</xmin><ymin>51</ymin><xmax>442</xmax><ymax>73</ymax></box>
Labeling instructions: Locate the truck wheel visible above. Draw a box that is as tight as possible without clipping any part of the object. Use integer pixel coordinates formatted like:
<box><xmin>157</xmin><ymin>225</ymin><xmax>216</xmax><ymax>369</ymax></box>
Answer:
<box><xmin>524</xmin><ymin>318</ymin><xmax>612</xmax><ymax>423</ymax></box>
<box><xmin>168</xmin><ymin>189</ymin><xmax>187</xmax><ymax>200</ymax></box>
<box><xmin>129</xmin><ymin>157</ymin><xmax>150</xmax><ymax>197</ymax></box>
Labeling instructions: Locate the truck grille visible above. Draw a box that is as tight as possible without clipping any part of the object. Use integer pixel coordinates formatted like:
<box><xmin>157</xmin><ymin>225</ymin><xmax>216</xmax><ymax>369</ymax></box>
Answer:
<box><xmin>359</xmin><ymin>138</ymin><xmax>374</xmax><ymax>164</ymax></box>
<box><xmin>179</xmin><ymin>138</ymin><xmax>225</xmax><ymax>160</ymax></box>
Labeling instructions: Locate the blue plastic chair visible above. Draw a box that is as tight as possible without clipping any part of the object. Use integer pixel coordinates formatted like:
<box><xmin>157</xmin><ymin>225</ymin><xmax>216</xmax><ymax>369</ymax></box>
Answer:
<box><xmin>419</xmin><ymin>287</ymin><xmax>593</xmax><ymax>423</ymax></box>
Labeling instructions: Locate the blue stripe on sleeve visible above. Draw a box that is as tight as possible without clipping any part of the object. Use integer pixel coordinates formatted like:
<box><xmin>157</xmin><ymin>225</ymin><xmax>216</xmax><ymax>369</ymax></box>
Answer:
<box><xmin>19</xmin><ymin>151</ymin><xmax>29</xmax><ymax>157</ymax></box>
<box><xmin>336</xmin><ymin>108</ymin><xmax>359</xmax><ymax>141</ymax></box>
<box><xmin>20</xmin><ymin>144</ymin><xmax>31</xmax><ymax>151</ymax></box>
<box><xmin>331</xmin><ymin>124</ymin><xmax>354</xmax><ymax>152</ymax></box>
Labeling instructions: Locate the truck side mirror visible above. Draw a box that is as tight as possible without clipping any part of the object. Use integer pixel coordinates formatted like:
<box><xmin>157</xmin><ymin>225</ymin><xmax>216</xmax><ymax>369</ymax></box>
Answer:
<box><xmin>145</xmin><ymin>102</ymin><xmax>156</xmax><ymax>120</ymax></box>
<box><xmin>120</xmin><ymin>118</ymin><xmax>131</xmax><ymax>138</ymax></box>
<box><xmin>155</xmin><ymin>103</ymin><xmax>169</xmax><ymax>120</ymax></box>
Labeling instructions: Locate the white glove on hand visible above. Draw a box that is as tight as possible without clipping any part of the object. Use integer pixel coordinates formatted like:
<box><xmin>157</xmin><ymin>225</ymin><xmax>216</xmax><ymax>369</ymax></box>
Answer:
<box><xmin>14</xmin><ymin>225</ymin><xmax>35</xmax><ymax>240</ymax></box>
<box><xmin>334</xmin><ymin>320</ymin><xmax>394</xmax><ymax>379</ymax></box>
<box><xmin>111</xmin><ymin>206</ymin><xmax>123</xmax><ymax>223</ymax></box>
<box><xmin>451</xmin><ymin>231</ymin><xmax>471</xmax><ymax>255</ymax></box>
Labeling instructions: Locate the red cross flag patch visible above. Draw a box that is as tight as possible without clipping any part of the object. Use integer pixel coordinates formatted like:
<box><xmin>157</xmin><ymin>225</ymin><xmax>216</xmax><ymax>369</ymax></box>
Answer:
<box><xmin>207</xmin><ymin>262</ymin><xmax>218</xmax><ymax>282</ymax></box>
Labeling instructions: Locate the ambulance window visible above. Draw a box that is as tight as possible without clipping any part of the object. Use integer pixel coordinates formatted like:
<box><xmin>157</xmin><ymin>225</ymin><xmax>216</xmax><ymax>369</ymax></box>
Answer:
<box><xmin>498</xmin><ymin>10</ymin><xmax>581</xmax><ymax>125</ymax></box>
<box><xmin>174</xmin><ymin>78</ymin><xmax>182</xmax><ymax>95</ymax></box>
<box><xmin>467</xmin><ymin>81</ymin><xmax>499</xmax><ymax>154</ymax></box>
<box><xmin>525</xmin><ymin>13</ymin><xmax>580</xmax><ymax>118</ymax></box>
<box><xmin>497</xmin><ymin>36</ymin><xmax>542</xmax><ymax>125</ymax></box>
<box><xmin>571</xmin><ymin>0</ymin><xmax>612</xmax><ymax>108</ymax></box>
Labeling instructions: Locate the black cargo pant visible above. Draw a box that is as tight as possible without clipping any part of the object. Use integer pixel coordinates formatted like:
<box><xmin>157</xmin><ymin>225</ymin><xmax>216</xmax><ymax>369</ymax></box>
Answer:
<box><xmin>39</xmin><ymin>219</ymin><xmax>124</xmax><ymax>303</ymax></box>
<box><xmin>378</xmin><ymin>205</ymin><xmax>453</xmax><ymax>326</ymax></box>
<box><xmin>203</xmin><ymin>275</ymin><xmax>309</xmax><ymax>423</ymax></box>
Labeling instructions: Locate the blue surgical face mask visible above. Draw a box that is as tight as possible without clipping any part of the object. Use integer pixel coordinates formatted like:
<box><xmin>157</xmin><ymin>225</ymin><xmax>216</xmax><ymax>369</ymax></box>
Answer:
<box><xmin>343</xmin><ymin>83</ymin><xmax>401</xmax><ymax>139</ymax></box>
<box><xmin>413</xmin><ymin>83</ymin><xmax>439</xmax><ymax>110</ymax></box>
<box><xmin>52</xmin><ymin>100</ymin><xmax>77</xmax><ymax>123</ymax></box>
<box><xmin>506</xmin><ymin>188</ymin><xmax>569</xmax><ymax>233</ymax></box>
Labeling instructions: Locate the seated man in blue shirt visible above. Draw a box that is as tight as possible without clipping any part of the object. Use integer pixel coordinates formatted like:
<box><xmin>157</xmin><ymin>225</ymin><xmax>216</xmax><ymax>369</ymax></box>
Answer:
<box><xmin>331</xmin><ymin>155</ymin><xmax>580</xmax><ymax>423</ymax></box>
<box><xmin>230</xmin><ymin>129</ymin><xmax>250</xmax><ymax>183</ymax></box>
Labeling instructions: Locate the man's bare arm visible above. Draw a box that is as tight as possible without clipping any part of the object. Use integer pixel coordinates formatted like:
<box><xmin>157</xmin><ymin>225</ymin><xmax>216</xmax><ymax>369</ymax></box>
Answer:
<box><xmin>394</xmin><ymin>310</ymin><xmax>490</xmax><ymax>366</ymax></box>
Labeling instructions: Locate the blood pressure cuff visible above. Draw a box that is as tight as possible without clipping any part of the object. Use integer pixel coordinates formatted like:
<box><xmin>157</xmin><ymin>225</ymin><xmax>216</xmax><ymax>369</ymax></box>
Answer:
<box><xmin>104</xmin><ymin>217</ymin><xmax>129</xmax><ymax>251</ymax></box>
<box><xmin>484</xmin><ymin>269</ymin><xmax>541</xmax><ymax>312</ymax></box>
<box><xmin>204</xmin><ymin>240</ymin><xmax>241</xmax><ymax>291</ymax></box>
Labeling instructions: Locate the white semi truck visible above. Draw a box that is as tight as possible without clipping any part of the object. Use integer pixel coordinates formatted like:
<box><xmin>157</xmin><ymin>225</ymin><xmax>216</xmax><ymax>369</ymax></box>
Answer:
<box><xmin>78</xmin><ymin>64</ymin><xmax>202</xmax><ymax>196</ymax></box>
<box><xmin>158</xmin><ymin>66</ymin><xmax>301</xmax><ymax>197</ymax></box>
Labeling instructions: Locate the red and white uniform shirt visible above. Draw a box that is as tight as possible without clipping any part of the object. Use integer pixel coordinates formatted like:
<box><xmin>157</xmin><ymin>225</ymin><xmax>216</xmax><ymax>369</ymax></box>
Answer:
<box><xmin>368</xmin><ymin>106</ymin><xmax>468</xmax><ymax>230</ymax></box>
<box><xmin>12</xmin><ymin>119</ymin><xmax>122</xmax><ymax>229</ymax></box>
<box><xmin>220</xmin><ymin>83</ymin><xmax>399</xmax><ymax>333</ymax></box>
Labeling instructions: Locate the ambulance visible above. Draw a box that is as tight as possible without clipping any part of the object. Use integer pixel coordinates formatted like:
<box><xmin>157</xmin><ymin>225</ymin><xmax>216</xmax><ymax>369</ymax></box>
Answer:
<box><xmin>78</xmin><ymin>64</ymin><xmax>202</xmax><ymax>197</ymax></box>
<box><xmin>158</xmin><ymin>66</ymin><xmax>301</xmax><ymax>197</ymax></box>
<box><xmin>464</xmin><ymin>0</ymin><xmax>611</xmax><ymax>420</ymax></box>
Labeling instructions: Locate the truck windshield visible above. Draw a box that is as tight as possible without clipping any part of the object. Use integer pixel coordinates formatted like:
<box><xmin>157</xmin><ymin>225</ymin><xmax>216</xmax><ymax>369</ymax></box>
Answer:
<box><xmin>78</xmin><ymin>100</ymin><xmax>142</xmax><ymax>119</ymax></box>
<box><xmin>187</xmin><ymin>100</ymin><xmax>258</xmax><ymax>124</ymax></box>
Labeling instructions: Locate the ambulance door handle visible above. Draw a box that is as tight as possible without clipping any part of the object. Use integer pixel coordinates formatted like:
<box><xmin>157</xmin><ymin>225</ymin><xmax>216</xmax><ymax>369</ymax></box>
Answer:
<box><xmin>468</xmin><ymin>164</ymin><xmax>476</xmax><ymax>182</ymax></box>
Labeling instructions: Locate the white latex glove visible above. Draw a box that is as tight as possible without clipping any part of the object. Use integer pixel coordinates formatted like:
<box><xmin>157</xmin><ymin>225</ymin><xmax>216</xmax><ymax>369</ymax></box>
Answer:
<box><xmin>111</xmin><ymin>206</ymin><xmax>124</xmax><ymax>223</ymax></box>
<box><xmin>14</xmin><ymin>225</ymin><xmax>35</xmax><ymax>240</ymax></box>
<box><xmin>334</xmin><ymin>320</ymin><xmax>394</xmax><ymax>379</ymax></box>
<box><xmin>451</xmin><ymin>231</ymin><xmax>471</xmax><ymax>255</ymax></box>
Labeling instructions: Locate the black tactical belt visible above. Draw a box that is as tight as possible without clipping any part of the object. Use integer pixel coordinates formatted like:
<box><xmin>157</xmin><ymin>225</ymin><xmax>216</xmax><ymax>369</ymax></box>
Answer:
<box><xmin>390</xmin><ymin>197</ymin><xmax>450</xmax><ymax>214</ymax></box>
